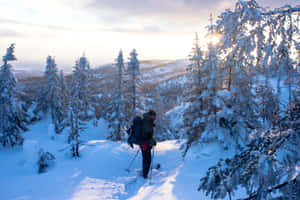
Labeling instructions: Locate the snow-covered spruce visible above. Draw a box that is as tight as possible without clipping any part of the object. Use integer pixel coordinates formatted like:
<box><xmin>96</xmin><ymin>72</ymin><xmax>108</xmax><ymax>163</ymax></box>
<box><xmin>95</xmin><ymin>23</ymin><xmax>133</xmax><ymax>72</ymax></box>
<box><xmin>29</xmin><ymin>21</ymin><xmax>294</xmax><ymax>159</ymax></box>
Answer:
<box><xmin>199</xmin><ymin>127</ymin><xmax>300</xmax><ymax>200</ymax></box>
<box><xmin>68</xmin><ymin>55</ymin><xmax>92</xmax><ymax>157</ymax></box>
<box><xmin>0</xmin><ymin>44</ymin><xmax>27</xmax><ymax>147</ymax></box>
<box><xmin>34</xmin><ymin>56</ymin><xmax>67</xmax><ymax>133</ymax></box>
<box><xmin>183</xmin><ymin>33</ymin><xmax>206</xmax><ymax>155</ymax></box>
<box><xmin>124</xmin><ymin>49</ymin><xmax>142</xmax><ymax>120</ymax></box>
<box><xmin>198</xmin><ymin>22</ymin><xmax>226</xmax><ymax>148</ymax></box>
<box><xmin>71</xmin><ymin>54</ymin><xmax>92</xmax><ymax>121</ymax></box>
<box><xmin>107</xmin><ymin>50</ymin><xmax>127</xmax><ymax>141</ymax></box>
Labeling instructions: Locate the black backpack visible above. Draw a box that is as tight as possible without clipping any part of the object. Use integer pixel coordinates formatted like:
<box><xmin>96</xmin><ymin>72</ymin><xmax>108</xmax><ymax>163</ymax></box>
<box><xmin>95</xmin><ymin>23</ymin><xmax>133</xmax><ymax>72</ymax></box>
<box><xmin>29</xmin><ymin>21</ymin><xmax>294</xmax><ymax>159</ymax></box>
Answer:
<box><xmin>127</xmin><ymin>116</ymin><xmax>143</xmax><ymax>147</ymax></box>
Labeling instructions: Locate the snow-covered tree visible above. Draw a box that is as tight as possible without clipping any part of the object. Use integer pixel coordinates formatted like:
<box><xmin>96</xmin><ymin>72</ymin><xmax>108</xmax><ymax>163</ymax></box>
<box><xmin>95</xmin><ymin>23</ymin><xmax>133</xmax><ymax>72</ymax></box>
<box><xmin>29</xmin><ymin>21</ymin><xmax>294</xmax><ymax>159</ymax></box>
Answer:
<box><xmin>35</xmin><ymin>56</ymin><xmax>66</xmax><ymax>133</ymax></box>
<box><xmin>213</xmin><ymin>1</ymin><xmax>262</xmax><ymax>148</ymax></box>
<box><xmin>38</xmin><ymin>149</ymin><xmax>55</xmax><ymax>173</ymax></box>
<box><xmin>0</xmin><ymin>44</ymin><xmax>27</xmax><ymax>147</ymax></box>
<box><xmin>200</xmin><ymin>20</ymin><xmax>224</xmax><ymax>140</ymax></box>
<box><xmin>276</xmin><ymin>11</ymin><xmax>297</xmax><ymax>107</ymax></box>
<box><xmin>69</xmin><ymin>102</ymin><xmax>81</xmax><ymax>157</ymax></box>
<box><xmin>225</xmin><ymin>69</ymin><xmax>259</xmax><ymax>147</ymax></box>
<box><xmin>107</xmin><ymin>50</ymin><xmax>126</xmax><ymax>140</ymax></box>
<box><xmin>2</xmin><ymin>44</ymin><xmax>17</xmax><ymax>64</ymax></box>
<box><xmin>59</xmin><ymin>69</ymin><xmax>69</xmax><ymax>107</ymax></box>
<box><xmin>252</xmin><ymin>16</ymin><xmax>281</xmax><ymax>129</ymax></box>
<box><xmin>199</xmin><ymin>127</ymin><xmax>300</xmax><ymax>200</ymax></box>
<box><xmin>187</xmin><ymin>32</ymin><xmax>203</xmax><ymax>87</ymax></box>
<box><xmin>125</xmin><ymin>49</ymin><xmax>141</xmax><ymax>120</ymax></box>
<box><xmin>69</xmin><ymin>106</ymin><xmax>80</xmax><ymax>157</ymax></box>
<box><xmin>198</xmin><ymin>1</ymin><xmax>300</xmax><ymax>199</ymax></box>
<box><xmin>68</xmin><ymin>55</ymin><xmax>91</xmax><ymax>157</ymax></box>
<box><xmin>256</xmin><ymin>84</ymin><xmax>279</xmax><ymax>129</ymax></box>
<box><xmin>70</xmin><ymin>54</ymin><xmax>92</xmax><ymax>120</ymax></box>
<box><xmin>217</xmin><ymin>0</ymin><xmax>263</xmax><ymax>90</ymax></box>
<box><xmin>253</xmin><ymin>5</ymin><xmax>299</xmax><ymax>129</ymax></box>
<box><xmin>183</xmin><ymin>33</ymin><xmax>206</xmax><ymax>155</ymax></box>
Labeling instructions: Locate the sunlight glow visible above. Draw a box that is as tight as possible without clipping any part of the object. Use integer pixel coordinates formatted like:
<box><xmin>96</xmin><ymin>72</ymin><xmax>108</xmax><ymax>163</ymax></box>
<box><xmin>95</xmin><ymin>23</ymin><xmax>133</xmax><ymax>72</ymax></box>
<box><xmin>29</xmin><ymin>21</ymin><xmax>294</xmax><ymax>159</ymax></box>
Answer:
<box><xmin>208</xmin><ymin>35</ymin><xmax>220</xmax><ymax>46</ymax></box>
<box><xmin>201</xmin><ymin>34</ymin><xmax>220</xmax><ymax>52</ymax></box>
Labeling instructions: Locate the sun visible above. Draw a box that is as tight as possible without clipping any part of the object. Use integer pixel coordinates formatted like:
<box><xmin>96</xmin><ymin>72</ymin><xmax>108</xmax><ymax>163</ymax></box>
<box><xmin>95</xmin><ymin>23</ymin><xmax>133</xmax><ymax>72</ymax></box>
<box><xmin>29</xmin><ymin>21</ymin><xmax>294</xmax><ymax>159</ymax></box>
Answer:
<box><xmin>208</xmin><ymin>35</ymin><xmax>220</xmax><ymax>45</ymax></box>
<box><xmin>200</xmin><ymin>34</ymin><xmax>220</xmax><ymax>52</ymax></box>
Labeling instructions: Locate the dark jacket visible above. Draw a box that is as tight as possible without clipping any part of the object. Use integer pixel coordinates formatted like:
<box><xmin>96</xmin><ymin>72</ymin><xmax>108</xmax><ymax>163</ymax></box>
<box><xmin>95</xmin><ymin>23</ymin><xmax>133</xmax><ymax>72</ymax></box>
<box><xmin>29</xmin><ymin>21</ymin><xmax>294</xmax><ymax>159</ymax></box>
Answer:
<box><xmin>141</xmin><ymin>112</ymin><xmax>155</xmax><ymax>143</ymax></box>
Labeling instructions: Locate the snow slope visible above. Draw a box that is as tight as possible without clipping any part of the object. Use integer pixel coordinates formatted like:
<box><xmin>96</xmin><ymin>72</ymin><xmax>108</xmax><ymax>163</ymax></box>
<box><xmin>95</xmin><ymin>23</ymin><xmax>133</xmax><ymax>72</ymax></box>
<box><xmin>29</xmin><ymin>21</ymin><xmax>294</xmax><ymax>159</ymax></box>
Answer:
<box><xmin>0</xmin><ymin>118</ymin><xmax>244</xmax><ymax>200</ymax></box>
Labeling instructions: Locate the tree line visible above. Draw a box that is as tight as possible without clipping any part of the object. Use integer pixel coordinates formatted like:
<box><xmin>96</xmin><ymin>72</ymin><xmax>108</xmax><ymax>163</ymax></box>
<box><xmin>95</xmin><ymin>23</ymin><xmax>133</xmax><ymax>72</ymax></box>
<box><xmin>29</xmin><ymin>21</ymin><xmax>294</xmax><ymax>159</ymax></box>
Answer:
<box><xmin>0</xmin><ymin>45</ymin><xmax>143</xmax><ymax>157</ymax></box>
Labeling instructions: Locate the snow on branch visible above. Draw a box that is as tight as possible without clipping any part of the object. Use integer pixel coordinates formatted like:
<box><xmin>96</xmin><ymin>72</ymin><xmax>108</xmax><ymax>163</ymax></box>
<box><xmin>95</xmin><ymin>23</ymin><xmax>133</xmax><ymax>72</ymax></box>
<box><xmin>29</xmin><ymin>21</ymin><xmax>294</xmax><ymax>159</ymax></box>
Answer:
<box><xmin>262</xmin><ymin>6</ymin><xmax>300</xmax><ymax>15</ymax></box>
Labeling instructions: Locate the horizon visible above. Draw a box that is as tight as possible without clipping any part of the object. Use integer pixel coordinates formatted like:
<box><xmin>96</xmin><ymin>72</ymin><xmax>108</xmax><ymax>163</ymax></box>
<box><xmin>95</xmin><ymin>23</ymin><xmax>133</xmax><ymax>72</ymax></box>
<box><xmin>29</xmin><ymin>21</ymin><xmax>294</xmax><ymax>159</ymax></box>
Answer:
<box><xmin>0</xmin><ymin>0</ymin><xmax>298</xmax><ymax>72</ymax></box>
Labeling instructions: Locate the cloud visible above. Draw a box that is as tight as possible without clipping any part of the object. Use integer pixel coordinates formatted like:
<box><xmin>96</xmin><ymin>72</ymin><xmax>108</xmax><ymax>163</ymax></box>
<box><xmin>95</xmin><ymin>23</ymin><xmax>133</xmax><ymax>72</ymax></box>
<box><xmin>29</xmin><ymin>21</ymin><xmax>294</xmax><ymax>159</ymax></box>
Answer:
<box><xmin>85</xmin><ymin>0</ymin><xmax>299</xmax><ymax>18</ymax></box>
<box><xmin>0</xmin><ymin>29</ymin><xmax>23</xmax><ymax>37</ymax></box>
<box><xmin>82</xmin><ymin>0</ymin><xmax>299</xmax><ymax>34</ymax></box>
<box><xmin>83</xmin><ymin>0</ymin><xmax>233</xmax><ymax>33</ymax></box>
<box><xmin>0</xmin><ymin>17</ymin><xmax>76</xmax><ymax>33</ymax></box>
<box><xmin>86</xmin><ymin>0</ymin><xmax>225</xmax><ymax>16</ymax></box>
<box><xmin>86</xmin><ymin>0</ymin><xmax>230</xmax><ymax>21</ymax></box>
<box><xmin>0</xmin><ymin>18</ymin><xmax>22</xmax><ymax>25</ymax></box>
<box><xmin>108</xmin><ymin>25</ymin><xmax>163</xmax><ymax>33</ymax></box>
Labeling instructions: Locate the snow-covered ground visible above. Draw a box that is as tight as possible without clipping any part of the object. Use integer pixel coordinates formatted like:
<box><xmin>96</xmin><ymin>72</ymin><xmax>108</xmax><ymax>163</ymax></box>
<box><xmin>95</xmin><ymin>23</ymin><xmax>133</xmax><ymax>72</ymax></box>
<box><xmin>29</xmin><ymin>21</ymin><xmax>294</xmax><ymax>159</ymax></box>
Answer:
<box><xmin>4</xmin><ymin>58</ymin><xmax>295</xmax><ymax>200</ymax></box>
<box><xmin>0</xmin><ymin>118</ymin><xmax>241</xmax><ymax>200</ymax></box>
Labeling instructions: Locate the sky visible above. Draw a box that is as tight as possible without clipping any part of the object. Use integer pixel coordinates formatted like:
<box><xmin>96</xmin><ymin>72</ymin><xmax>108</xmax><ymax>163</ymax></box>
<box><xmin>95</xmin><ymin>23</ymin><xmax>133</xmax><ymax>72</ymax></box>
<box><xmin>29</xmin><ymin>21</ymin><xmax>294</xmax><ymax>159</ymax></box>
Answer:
<box><xmin>0</xmin><ymin>0</ymin><xmax>298</xmax><ymax>71</ymax></box>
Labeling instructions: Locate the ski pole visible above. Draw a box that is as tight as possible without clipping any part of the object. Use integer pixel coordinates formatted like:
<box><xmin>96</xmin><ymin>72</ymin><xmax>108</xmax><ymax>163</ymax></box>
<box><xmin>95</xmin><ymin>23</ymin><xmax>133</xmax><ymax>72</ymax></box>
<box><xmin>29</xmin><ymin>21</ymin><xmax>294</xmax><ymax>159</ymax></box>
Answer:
<box><xmin>149</xmin><ymin>147</ymin><xmax>154</xmax><ymax>184</ymax></box>
<box><xmin>126</xmin><ymin>149</ymin><xmax>139</xmax><ymax>172</ymax></box>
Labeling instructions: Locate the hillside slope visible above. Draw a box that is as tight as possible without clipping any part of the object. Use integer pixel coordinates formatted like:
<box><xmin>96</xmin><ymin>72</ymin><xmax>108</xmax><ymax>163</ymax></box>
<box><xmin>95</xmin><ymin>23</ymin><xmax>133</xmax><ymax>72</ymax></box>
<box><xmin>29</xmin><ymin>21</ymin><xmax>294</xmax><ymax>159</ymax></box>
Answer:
<box><xmin>0</xmin><ymin>118</ymin><xmax>243</xmax><ymax>200</ymax></box>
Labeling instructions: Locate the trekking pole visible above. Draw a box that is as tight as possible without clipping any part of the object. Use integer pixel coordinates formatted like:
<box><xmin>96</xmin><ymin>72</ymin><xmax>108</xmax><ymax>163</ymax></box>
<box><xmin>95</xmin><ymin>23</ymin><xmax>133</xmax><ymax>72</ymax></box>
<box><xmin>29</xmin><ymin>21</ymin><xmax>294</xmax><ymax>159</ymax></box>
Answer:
<box><xmin>149</xmin><ymin>147</ymin><xmax>154</xmax><ymax>184</ymax></box>
<box><xmin>126</xmin><ymin>149</ymin><xmax>139</xmax><ymax>172</ymax></box>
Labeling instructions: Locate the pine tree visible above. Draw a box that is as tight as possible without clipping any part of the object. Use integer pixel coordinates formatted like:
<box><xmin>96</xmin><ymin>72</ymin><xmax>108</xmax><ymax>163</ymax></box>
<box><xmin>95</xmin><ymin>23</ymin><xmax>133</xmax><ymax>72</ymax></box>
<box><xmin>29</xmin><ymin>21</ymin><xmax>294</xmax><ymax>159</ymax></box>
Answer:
<box><xmin>59</xmin><ymin>70</ymin><xmax>69</xmax><ymax>107</ymax></box>
<box><xmin>35</xmin><ymin>56</ymin><xmax>66</xmax><ymax>133</ymax></box>
<box><xmin>69</xmin><ymin>56</ymin><xmax>89</xmax><ymax>157</ymax></box>
<box><xmin>199</xmin><ymin>20</ymin><xmax>225</xmax><ymax>145</ymax></box>
<box><xmin>72</xmin><ymin>55</ymin><xmax>91</xmax><ymax>120</ymax></box>
<box><xmin>125</xmin><ymin>49</ymin><xmax>141</xmax><ymax>120</ymax></box>
<box><xmin>215</xmin><ymin>1</ymin><xmax>261</xmax><ymax>148</ymax></box>
<box><xmin>183</xmin><ymin>33</ymin><xmax>206</xmax><ymax>156</ymax></box>
<box><xmin>108</xmin><ymin>50</ymin><xmax>126</xmax><ymax>140</ymax></box>
<box><xmin>0</xmin><ymin>44</ymin><xmax>27</xmax><ymax>147</ymax></box>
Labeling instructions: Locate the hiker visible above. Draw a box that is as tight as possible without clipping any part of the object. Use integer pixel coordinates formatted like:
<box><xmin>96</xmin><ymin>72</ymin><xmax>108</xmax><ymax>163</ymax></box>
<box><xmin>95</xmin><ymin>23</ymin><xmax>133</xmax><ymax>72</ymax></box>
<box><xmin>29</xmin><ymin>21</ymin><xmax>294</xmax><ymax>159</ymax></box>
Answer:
<box><xmin>140</xmin><ymin>110</ymin><xmax>157</xmax><ymax>179</ymax></box>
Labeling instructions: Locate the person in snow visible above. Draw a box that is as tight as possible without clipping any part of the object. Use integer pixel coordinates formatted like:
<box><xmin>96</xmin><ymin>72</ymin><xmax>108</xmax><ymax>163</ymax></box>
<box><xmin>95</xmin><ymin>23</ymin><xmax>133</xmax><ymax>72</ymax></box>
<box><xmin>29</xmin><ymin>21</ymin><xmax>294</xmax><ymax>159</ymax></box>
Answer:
<box><xmin>140</xmin><ymin>110</ymin><xmax>157</xmax><ymax>179</ymax></box>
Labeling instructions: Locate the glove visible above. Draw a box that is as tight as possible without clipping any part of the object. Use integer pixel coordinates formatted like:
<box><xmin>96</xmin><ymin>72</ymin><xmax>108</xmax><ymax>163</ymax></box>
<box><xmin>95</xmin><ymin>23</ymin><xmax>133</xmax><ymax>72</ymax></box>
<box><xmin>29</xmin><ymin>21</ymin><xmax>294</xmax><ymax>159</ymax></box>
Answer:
<box><xmin>150</xmin><ymin>138</ymin><xmax>157</xmax><ymax>146</ymax></box>
<box><xmin>129</xmin><ymin>141</ymin><xmax>134</xmax><ymax>149</ymax></box>
<box><xmin>127</xmin><ymin>136</ymin><xmax>134</xmax><ymax>149</ymax></box>
<box><xmin>153</xmin><ymin>138</ymin><xmax>157</xmax><ymax>146</ymax></box>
